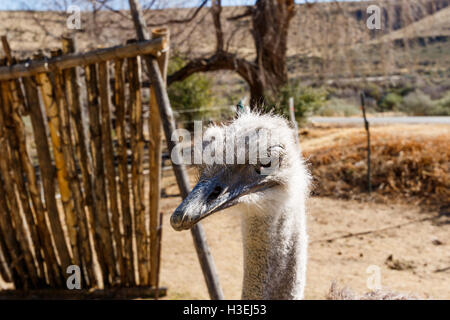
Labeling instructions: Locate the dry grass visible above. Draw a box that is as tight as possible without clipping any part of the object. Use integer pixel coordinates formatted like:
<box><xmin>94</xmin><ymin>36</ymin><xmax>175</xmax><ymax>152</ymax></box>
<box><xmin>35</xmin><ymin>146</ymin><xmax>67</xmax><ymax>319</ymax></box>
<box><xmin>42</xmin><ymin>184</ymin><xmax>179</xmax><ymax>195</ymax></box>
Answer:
<box><xmin>302</xmin><ymin>125</ymin><xmax>449</xmax><ymax>207</ymax></box>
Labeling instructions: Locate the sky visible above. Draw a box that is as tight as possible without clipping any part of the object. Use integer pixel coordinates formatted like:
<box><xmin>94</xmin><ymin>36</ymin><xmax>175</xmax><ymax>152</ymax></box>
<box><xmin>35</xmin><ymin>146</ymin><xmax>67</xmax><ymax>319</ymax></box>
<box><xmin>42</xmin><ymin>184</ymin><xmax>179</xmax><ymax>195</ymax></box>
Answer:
<box><xmin>0</xmin><ymin>0</ymin><xmax>364</xmax><ymax>11</ymax></box>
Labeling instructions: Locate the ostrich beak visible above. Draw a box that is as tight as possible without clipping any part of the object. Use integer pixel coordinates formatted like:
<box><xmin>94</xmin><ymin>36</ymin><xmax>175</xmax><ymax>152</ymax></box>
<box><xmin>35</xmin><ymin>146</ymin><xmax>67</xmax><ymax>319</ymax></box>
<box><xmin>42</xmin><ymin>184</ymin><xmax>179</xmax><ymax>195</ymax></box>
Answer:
<box><xmin>170</xmin><ymin>172</ymin><xmax>276</xmax><ymax>231</ymax></box>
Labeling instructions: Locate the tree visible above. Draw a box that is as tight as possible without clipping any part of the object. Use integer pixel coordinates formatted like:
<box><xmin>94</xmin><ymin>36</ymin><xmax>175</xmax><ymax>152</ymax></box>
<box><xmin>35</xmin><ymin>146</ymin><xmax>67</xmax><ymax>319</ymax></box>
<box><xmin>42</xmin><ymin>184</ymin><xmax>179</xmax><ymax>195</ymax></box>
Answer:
<box><xmin>167</xmin><ymin>56</ymin><xmax>215</xmax><ymax>129</ymax></box>
<box><xmin>166</xmin><ymin>0</ymin><xmax>296</xmax><ymax>108</ymax></box>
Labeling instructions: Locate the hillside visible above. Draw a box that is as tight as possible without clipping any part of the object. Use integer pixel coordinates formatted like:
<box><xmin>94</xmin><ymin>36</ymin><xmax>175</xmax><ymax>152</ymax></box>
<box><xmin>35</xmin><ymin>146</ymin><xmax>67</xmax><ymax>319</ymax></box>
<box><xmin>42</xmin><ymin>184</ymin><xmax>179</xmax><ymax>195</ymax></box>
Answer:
<box><xmin>0</xmin><ymin>0</ymin><xmax>449</xmax><ymax>94</ymax></box>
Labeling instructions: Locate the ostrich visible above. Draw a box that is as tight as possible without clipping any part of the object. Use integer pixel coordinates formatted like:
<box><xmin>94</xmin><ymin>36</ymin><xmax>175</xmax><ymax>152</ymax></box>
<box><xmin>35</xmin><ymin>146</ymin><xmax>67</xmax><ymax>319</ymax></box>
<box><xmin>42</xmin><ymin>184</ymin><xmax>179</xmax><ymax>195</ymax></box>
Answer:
<box><xmin>170</xmin><ymin>109</ymin><xmax>310</xmax><ymax>300</ymax></box>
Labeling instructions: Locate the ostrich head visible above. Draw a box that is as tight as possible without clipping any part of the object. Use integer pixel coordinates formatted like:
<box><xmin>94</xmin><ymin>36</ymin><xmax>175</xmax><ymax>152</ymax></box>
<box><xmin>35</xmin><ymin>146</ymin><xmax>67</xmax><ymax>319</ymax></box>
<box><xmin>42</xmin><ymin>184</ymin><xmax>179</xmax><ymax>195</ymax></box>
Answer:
<box><xmin>171</xmin><ymin>109</ymin><xmax>309</xmax><ymax>231</ymax></box>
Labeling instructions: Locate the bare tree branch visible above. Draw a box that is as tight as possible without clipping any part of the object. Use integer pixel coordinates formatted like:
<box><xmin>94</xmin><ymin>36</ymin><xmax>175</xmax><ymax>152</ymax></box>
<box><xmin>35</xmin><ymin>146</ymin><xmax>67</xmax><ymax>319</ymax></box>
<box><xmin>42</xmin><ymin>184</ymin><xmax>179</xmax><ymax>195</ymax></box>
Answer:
<box><xmin>211</xmin><ymin>0</ymin><xmax>224</xmax><ymax>52</ymax></box>
<box><xmin>227</xmin><ymin>6</ymin><xmax>253</xmax><ymax>21</ymax></box>
<box><xmin>168</xmin><ymin>51</ymin><xmax>257</xmax><ymax>86</ymax></box>
<box><xmin>146</xmin><ymin>0</ymin><xmax>208</xmax><ymax>27</ymax></box>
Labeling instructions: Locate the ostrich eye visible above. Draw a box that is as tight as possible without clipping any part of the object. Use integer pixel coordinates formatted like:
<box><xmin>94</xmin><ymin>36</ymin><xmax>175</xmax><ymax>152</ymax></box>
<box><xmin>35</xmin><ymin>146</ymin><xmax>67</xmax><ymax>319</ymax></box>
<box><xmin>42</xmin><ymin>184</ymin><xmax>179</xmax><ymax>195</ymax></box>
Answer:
<box><xmin>255</xmin><ymin>161</ymin><xmax>272</xmax><ymax>175</ymax></box>
<box><xmin>261</xmin><ymin>161</ymin><xmax>272</xmax><ymax>168</ymax></box>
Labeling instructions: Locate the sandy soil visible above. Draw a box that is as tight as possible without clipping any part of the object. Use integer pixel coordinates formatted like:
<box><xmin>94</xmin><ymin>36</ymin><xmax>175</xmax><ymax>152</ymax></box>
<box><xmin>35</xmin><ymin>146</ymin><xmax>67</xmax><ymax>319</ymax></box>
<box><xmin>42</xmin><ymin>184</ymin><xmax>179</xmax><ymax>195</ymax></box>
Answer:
<box><xmin>158</xmin><ymin>183</ymin><xmax>449</xmax><ymax>300</ymax></box>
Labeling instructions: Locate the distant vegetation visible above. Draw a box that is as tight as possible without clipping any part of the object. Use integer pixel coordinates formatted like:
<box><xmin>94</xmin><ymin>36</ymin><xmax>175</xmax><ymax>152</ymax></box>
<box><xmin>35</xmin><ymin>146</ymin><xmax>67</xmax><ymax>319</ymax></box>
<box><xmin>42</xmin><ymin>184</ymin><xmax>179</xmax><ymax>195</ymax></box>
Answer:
<box><xmin>167</xmin><ymin>56</ymin><xmax>215</xmax><ymax>129</ymax></box>
<box><xmin>268</xmin><ymin>80</ymin><xmax>450</xmax><ymax>120</ymax></box>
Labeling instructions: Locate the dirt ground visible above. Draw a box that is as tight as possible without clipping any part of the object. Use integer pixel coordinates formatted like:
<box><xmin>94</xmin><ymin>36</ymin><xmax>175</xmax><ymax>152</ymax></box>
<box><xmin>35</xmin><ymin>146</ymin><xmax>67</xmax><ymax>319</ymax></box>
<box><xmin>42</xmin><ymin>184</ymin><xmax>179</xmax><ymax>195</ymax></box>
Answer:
<box><xmin>159</xmin><ymin>191</ymin><xmax>449</xmax><ymax>300</ymax></box>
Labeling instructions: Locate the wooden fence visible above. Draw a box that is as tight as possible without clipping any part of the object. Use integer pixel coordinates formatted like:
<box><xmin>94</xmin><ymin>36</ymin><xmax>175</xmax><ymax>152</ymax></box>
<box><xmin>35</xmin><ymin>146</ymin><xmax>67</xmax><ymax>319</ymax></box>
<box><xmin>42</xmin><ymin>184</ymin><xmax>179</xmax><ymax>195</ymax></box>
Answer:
<box><xmin>0</xmin><ymin>29</ymin><xmax>168</xmax><ymax>298</ymax></box>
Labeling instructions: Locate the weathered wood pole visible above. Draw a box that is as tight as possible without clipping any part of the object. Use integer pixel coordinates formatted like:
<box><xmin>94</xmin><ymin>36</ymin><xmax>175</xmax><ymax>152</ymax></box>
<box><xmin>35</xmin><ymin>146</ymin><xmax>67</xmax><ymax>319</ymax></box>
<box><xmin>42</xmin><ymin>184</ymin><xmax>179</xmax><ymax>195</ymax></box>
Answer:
<box><xmin>0</xmin><ymin>38</ymin><xmax>164</xmax><ymax>81</ymax></box>
<box><xmin>23</xmin><ymin>75</ymin><xmax>73</xmax><ymax>275</ymax></box>
<box><xmin>128</xmin><ymin>0</ymin><xmax>224</xmax><ymax>299</ymax></box>
<box><xmin>127</xmin><ymin>52</ymin><xmax>149</xmax><ymax>286</ymax></box>
<box><xmin>0</xmin><ymin>85</ymin><xmax>40</xmax><ymax>288</ymax></box>
<box><xmin>0</xmin><ymin>181</ymin><xmax>28</xmax><ymax>288</ymax></box>
<box><xmin>61</xmin><ymin>37</ymin><xmax>98</xmax><ymax>287</ymax></box>
<box><xmin>98</xmin><ymin>60</ymin><xmax>126</xmax><ymax>284</ymax></box>
<box><xmin>37</xmin><ymin>65</ymin><xmax>80</xmax><ymax>270</ymax></box>
<box><xmin>49</xmin><ymin>48</ymin><xmax>97</xmax><ymax>287</ymax></box>
<box><xmin>84</xmin><ymin>63</ymin><xmax>117</xmax><ymax>286</ymax></box>
<box><xmin>148</xmin><ymin>27</ymin><xmax>168</xmax><ymax>289</ymax></box>
<box><xmin>1</xmin><ymin>36</ymin><xmax>28</xmax><ymax>114</ymax></box>
<box><xmin>1</xmin><ymin>37</ymin><xmax>62</xmax><ymax>286</ymax></box>
<box><xmin>360</xmin><ymin>92</ymin><xmax>372</xmax><ymax>194</ymax></box>
<box><xmin>5</xmin><ymin>78</ymin><xmax>62</xmax><ymax>286</ymax></box>
<box><xmin>113</xmin><ymin>58</ymin><xmax>136</xmax><ymax>286</ymax></box>
<box><xmin>0</xmin><ymin>231</ymin><xmax>12</xmax><ymax>283</ymax></box>
<box><xmin>288</xmin><ymin>97</ymin><xmax>299</xmax><ymax>145</ymax></box>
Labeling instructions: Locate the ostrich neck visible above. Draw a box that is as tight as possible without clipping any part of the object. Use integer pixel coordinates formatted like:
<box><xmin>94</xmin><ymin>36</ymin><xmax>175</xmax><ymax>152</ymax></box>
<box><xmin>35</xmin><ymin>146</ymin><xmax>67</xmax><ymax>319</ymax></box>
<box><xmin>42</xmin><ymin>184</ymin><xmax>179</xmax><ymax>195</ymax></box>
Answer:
<box><xmin>240</xmin><ymin>195</ymin><xmax>307</xmax><ymax>300</ymax></box>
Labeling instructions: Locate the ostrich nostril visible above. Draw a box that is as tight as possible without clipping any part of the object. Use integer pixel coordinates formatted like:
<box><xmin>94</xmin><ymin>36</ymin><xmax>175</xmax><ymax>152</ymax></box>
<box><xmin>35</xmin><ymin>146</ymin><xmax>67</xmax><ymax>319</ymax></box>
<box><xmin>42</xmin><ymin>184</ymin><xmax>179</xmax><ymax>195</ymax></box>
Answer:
<box><xmin>208</xmin><ymin>185</ymin><xmax>223</xmax><ymax>201</ymax></box>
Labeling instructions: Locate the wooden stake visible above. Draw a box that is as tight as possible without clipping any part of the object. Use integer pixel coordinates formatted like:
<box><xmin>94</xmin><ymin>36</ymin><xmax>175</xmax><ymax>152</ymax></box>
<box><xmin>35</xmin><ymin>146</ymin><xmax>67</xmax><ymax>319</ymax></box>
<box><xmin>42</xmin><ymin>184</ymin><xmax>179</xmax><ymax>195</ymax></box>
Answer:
<box><xmin>6</xmin><ymin>77</ymin><xmax>62</xmax><ymax>287</ymax></box>
<box><xmin>0</xmin><ymin>39</ymin><xmax>60</xmax><ymax>285</ymax></box>
<box><xmin>360</xmin><ymin>92</ymin><xmax>372</xmax><ymax>195</ymax></box>
<box><xmin>1</xmin><ymin>36</ymin><xmax>28</xmax><ymax>115</ymax></box>
<box><xmin>49</xmin><ymin>50</ymin><xmax>96</xmax><ymax>287</ymax></box>
<box><xmin>61</xmin><ymin>37</ymin><xmax>98</xmax><ymax>287</ymax></box>
<box><xmin>149</xmin><ymin>27</ymin><xmax>168</xmax><ymax>288</ymax></box>
<box><xmin>23</xmin><ymin>76</ymin><xmax>73</xmax><ymax>274</ymax></box>
<box><xmin>37</xmin><ymin>68</ymin><xmax>80</xmax><ymax>269</ymax></box>
<box><xmin>98</xmin><ymin>61</ymin><xmax>125</xmax><ymax>285</ymax></box>
<box><xmin>84</xmin><ymin>63</ymin><xmax>117</xmax><ymax>287</ymax></box>
<box><xmin>0</xmin><ymin>231</ymin><xmax>13</xmax><ymax>283</ymax></box>
<box><xmin>128</xmin><ymin>0</ymin><xmax>224</xmax><ymax>299</ymax></box>
<box><xmin>0</xmin><ymin>81</ymin><xmax>46</xmax><ymax>284</ymax></box>
<box><xmin>113</xmin><ymin>59</ymin><xmax>135</xmax><ymax>286</ymax></box>
<box><xmin>0</xmin><ymin>184</ymin><xmax>28</xmax><ymax>289</ymax></box>
<box><xmin>0</xmin><ymin>95</ymin><xmax>40</xmax><ymax>288</ymax></box>
<box><xmin>127</xmin><ymin>54</ymin><xmax>149</xmax><ymax>286</ymax></box>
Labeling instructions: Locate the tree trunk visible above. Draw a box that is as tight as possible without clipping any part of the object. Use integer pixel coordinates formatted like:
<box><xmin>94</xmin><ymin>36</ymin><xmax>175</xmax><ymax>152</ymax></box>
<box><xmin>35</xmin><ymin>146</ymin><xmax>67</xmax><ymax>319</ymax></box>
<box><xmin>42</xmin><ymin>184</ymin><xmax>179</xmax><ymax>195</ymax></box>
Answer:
<box><xmin>167</xmin><ymin>0</ymin><xmax>296</xmax><ymax>108</ymax></box>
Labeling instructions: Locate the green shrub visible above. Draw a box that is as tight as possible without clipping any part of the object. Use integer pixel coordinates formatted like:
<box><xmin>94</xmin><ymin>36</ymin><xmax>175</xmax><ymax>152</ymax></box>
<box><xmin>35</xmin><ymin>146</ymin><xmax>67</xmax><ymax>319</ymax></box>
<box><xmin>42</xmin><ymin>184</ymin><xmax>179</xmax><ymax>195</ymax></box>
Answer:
<box><xmin>379</xmin><ymin>92</ymin><xmax>403</xmax><ymax>111</ymax></box>
<box><xmin>399</xmin><ymin>90</ymin><xmax>440</xmax><ymax>115</ymax></box>
<box><xmin>363</xmin><ymin>83</ymin><xmax>382</xmax><ymax>101</ymax></box>
<box><xmin>433</xmin><ymin>92</ymin><xmax>450</xmax><ymax>116</ymax></box>
<box><xmin>316</xmin><ymin>98</ymin><xmax>360</xmax><ymax>117</ymax></box>
<box><xmin>167</xmin><ymin>56</ymin><xmax>215</xmax><ymax>129</ymax></box>
<box><xmin>268</xmin><ymin>81</ymin><xmax>327</xmax><ymax>121</ymax></box>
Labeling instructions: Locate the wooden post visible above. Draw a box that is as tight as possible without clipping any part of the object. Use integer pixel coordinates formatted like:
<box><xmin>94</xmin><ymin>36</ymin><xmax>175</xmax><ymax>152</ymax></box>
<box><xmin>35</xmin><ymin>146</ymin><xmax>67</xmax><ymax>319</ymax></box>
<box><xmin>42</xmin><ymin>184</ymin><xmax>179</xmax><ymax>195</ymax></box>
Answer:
<box><xmin>288</xmin><ymin>97</ymin><xmax>299</xmax><ymax>145</ymax></box>
<box><xmin>37</xmin><ymin>66</ymin><xmax>81</xmax><ymax>269</ymax></box>
<box><xmin>84</xmin><ymin>63</ymin><xmax>117</xmax><ymax>287</ymax></box>
<box><xmin>149</xmin><ymin>27</ymin><xmax>168</xmax><ymax>289</ymax></box>
<box><xmin>61</xmin><ymin>37</ymin><xmax>98</xmax><ymax>287</ymax></box>
<box><xmin>1</xmin><ymin>36</ymin><xmax>28</xmax><ymax>115</ymax></box>
<box><xmin>113</xmin><ymin>59</ymin><xmax>136</xmax><ymax>286</ymax></box>
<box><xmin>0</xmin><ymin>232</ymin><xmax>13</xmax><ymax>283</ymax></box>
<box><xmin>0</xmin><ymin>81</ymin><xmax>46</xmax><ymax>284</ymax></box>
<box><xmin>0</xmin><ymin>182</ymin><xmax>28</xmax><ymax>288</ymax></box>
<box><xmin>0</xmin><ymin>89</ymin><xmax>40</xmax><ymax>288</ymax></box>
<box><xmin>98</xmin><ymin>60</ymin><xmax>125</xmax><ymax>284</ymax></box>
<box><xmin>128</xmin><ymin>0</ymin><xmax>224</xmax><ymax>299</ymax></box>
<box><xmin>23</xmin><ymin>76</ymin><xmax>73</xmax><ymax>275</ymax></box>
<box><xmin>1</xmin><ymin>38</ymin><xmax>61</xmax><ymax>286</ymax></box>
<box><xmin>127</xmin><ymin>53</ymin><xmax>149</xmax><ymax>286</ymax></box>
<box><xmin>360</xmin><ymin>92</ymin><xmax>372</xmax><ymax>195</ymax></box>
<box><xmin>49</xmin><ymin>48</ymin><xmax>97</xmax><ymax>287</ymax></box>
<box><xmin>5</xmin><ymin>78</ymin><xmax>62</xmax><ymax>286</ymax></box>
